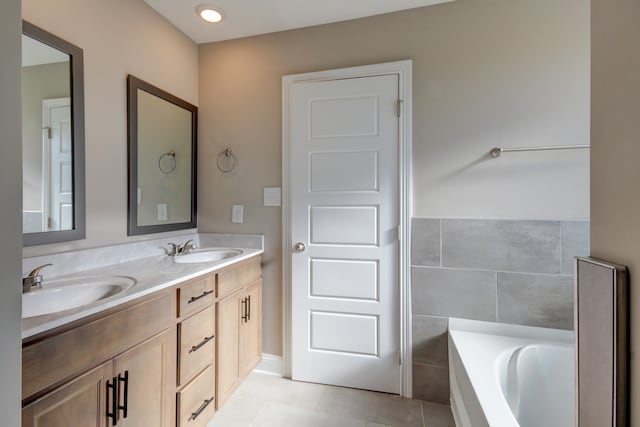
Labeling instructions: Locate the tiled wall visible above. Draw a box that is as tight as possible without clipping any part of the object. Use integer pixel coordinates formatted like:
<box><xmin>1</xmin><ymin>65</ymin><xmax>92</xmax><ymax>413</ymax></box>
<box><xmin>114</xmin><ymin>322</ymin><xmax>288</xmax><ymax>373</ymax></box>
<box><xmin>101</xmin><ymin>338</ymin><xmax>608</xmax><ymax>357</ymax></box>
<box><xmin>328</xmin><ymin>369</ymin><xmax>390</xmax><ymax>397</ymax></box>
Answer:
<box><xmin>411</xmin><ymin>218</ymin><xmax>590</xmax><ymax>403</ymax></box>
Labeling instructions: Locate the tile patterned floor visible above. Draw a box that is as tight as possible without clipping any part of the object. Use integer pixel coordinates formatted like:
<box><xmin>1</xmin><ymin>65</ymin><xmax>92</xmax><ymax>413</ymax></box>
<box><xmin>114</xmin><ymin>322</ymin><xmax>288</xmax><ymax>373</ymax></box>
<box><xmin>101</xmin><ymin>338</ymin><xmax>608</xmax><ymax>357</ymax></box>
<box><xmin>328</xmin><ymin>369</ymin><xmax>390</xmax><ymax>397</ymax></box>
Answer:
<box><xmin>207</xmin><ymin>372</ymin><xmax>455</xmax><ymax>427</ymax></box>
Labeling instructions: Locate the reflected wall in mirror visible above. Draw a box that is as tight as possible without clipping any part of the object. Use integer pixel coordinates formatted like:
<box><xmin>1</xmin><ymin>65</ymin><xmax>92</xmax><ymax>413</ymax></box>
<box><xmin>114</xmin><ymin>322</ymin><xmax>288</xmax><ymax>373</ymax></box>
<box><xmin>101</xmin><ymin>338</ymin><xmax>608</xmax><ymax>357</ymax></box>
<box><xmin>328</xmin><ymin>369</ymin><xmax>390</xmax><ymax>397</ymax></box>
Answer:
<box><xmin>22</xmin><ymin>21</ymin><xmax>85</xmax><ymax>246</ymax></box>
<box><xmin>127</xmin><ymin>75</ymin><xmax>197</xmax><ymax>235</ymax></box>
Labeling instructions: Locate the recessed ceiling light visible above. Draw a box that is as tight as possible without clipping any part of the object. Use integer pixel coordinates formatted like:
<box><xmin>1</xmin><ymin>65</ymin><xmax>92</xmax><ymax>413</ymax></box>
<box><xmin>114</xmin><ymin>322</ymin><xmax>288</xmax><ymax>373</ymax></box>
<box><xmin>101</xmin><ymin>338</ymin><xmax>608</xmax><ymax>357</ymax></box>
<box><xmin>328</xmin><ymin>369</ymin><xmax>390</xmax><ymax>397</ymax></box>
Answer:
<box><xmin>196</xmin><ymin>5</ymin><xmax>223</xmax><ymax>23</ymax></box>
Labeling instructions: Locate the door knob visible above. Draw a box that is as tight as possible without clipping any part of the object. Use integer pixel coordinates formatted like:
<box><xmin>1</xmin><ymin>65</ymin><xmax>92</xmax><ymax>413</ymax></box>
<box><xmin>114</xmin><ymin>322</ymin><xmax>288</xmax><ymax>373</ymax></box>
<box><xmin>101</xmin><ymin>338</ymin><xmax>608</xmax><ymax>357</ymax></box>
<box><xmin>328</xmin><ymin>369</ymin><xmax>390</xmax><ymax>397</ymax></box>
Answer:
<box><xmin>294</xmin><ymin>242</ymin><xmax>306</xmax><ymax>253</ymax></box>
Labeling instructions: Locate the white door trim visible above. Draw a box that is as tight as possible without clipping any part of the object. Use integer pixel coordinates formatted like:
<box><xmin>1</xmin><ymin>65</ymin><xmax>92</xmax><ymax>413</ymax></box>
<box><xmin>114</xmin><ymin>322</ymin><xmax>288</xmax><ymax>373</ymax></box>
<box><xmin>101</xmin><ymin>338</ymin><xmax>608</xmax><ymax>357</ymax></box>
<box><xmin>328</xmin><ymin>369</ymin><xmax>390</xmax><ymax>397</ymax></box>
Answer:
<box><xmin>282</xmin><ymin>60</ymin><xmax>413</xmax><ymax>397</ymax></box>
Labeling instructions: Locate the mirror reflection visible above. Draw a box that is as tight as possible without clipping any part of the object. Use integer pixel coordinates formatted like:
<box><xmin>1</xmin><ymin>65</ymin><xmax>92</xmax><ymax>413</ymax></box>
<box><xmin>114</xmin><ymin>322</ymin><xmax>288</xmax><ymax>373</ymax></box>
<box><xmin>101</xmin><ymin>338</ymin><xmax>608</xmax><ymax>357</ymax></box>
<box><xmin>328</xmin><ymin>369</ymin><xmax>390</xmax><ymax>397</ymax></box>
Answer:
<box><xmin>136</xmin><ymin>89</ymin><xmax>193</xmax><ymax>227</ymax></box>
<box><xmin>127</xmin><ymin>75</ymin><xmax>197</xmax><ymax>235</ymax></box>
<box><xmin>22</xmin><ymin>34</ymin><xmax>72</xmax><ymax>233</ymax></box>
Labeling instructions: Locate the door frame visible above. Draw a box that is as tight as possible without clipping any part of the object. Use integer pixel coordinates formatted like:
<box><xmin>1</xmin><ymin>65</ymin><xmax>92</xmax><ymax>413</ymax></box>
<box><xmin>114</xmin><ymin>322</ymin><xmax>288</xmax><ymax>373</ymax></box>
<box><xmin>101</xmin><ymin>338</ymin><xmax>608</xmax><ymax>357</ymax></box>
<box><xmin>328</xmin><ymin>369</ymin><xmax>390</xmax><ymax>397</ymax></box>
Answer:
<box><xmin>281</xmin><ymin>60</ymin><xmax>413</xmax><ymax>397</ymax></box>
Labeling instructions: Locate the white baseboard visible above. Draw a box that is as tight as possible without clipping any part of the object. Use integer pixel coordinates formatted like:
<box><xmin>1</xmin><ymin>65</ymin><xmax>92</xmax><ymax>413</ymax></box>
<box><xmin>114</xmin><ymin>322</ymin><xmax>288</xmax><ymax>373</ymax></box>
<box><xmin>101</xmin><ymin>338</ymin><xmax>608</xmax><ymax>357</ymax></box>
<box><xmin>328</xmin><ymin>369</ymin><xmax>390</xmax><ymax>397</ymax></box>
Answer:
<box><xmin>253</xmin><ymin>353</ymin><xmax>283</xmax><ymax>376</ymax></box>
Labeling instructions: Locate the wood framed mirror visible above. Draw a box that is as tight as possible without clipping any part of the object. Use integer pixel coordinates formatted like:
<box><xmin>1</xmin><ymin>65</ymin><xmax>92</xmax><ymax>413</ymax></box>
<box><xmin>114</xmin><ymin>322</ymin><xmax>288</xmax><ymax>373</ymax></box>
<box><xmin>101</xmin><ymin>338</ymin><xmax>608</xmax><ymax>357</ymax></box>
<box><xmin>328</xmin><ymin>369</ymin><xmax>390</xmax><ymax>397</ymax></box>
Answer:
<box><xmin>126</xmin><ymin>75</ymin><xmax>197</xmax><ymax>235</ymax></box>
<box><xmin>22</xmin><ymin>21</ymin><xmax>86</xmax><ymax>246</ymax></box>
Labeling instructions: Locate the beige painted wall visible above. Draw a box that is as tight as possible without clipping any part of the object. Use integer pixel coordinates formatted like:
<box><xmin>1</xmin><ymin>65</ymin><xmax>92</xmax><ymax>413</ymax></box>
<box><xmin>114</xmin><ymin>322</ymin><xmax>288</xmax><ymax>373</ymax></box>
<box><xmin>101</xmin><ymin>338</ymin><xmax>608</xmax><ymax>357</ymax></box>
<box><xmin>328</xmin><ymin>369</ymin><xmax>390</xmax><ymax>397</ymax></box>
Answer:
<box><xmin>591</xmin><ymin>0</ymin><xmax>640</xmax><ymax>423</ymax></box>
<box><xmin>0</xmin><ymin>0</ymin><xmax>24</xmax><ymax>422</ymax></box>
<box><xmin>198</xmin><ymin>0</ymin><xmax>590</xmax><ymax>355</ymax></box>
<box><xmin>22</xmin><ymin>61</ymin><xmax>70</xmax><ymax>211</ymax></box>
<box><xmin>22</xmin><ymin>0</ymin><xmax>199</xmax><ymax>257</ymax></box>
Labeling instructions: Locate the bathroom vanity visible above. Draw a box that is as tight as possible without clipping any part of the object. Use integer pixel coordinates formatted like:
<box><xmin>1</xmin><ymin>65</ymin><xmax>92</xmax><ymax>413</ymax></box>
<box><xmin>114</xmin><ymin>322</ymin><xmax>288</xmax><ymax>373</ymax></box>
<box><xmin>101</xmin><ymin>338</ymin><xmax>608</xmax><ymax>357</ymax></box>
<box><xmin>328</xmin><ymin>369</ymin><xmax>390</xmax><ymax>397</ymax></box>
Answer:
<box><xmin>21</xmin><ymin>244</ymin><xmax>262</xmax><ymax>427</ymax></box>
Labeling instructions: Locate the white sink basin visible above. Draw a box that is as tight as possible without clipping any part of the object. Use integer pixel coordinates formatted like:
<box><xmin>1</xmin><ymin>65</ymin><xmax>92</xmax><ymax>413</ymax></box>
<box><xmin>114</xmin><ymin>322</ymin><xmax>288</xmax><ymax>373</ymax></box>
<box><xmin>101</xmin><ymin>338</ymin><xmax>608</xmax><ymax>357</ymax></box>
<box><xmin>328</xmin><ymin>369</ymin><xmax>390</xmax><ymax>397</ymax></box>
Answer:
<box><xmin>173</xmin><ymin>249</ymin><xmax>242</xmax><ymax>264</ymax></box>
<box><xmin>23</xmin><ymin>276</ymin><xmax>135</xmax><ymax>318</ymax></box>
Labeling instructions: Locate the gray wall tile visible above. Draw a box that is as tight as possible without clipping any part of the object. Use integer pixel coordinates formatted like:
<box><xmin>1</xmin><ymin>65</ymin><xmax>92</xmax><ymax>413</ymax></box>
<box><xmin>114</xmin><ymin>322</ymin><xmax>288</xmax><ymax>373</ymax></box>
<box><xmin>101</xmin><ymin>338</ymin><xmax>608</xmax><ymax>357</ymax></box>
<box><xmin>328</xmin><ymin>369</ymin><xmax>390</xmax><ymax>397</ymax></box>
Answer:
<box><xmin>411</xmin><ymin>218</ymin><xmax>441</xmax><ymax>267</ymax></box>
<box><xmin>442</xmin><ymin>219</ymin><xmax>562</xmax><ymax>274</ymax></box>
<box><xmin>561</xmin><ymin>221</ymin><xmax>590</xmax><ymax>275</ymax></box>
<box><xmin>412</xmin><ymin>364</ymin><xmax>449</xmax><ymax>404</ymax></box>
<box><xmin>497</xmin><ymin>273</ymin><xmax>574</xmax><ymax>330</ymax></box>
<box><xmin>412</xmin><ymin>267</ymin><xmax>497</xmax><ymax>321</ymax></box>
<box><xmin>412</xmin><ymin>315</ymin><xmax>448</xmax><ymax>368</ymax></box>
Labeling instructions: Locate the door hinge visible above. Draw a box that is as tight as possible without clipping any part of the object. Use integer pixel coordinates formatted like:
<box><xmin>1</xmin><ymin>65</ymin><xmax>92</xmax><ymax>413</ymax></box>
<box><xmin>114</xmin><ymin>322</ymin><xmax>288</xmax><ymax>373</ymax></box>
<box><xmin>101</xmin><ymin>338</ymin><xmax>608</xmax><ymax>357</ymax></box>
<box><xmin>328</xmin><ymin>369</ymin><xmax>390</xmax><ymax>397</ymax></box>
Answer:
<box><xmin>396</xmin><ymin>100</ymin><xmax>403</xmax><ymax>117</ymax></box>
<box><xmin>398</xmin><ymin>350</ymin><xmax>402</xmax><ymax>366</ymax></box>
<box><xmin>45</xmin><ymin>127</ymin><xmax>52</xmax><ymax>139</ymax></box>
<box><xmin>397</xmin><ymin>225</ymin><xmax>402</xmax><ymax>242</ymax></box>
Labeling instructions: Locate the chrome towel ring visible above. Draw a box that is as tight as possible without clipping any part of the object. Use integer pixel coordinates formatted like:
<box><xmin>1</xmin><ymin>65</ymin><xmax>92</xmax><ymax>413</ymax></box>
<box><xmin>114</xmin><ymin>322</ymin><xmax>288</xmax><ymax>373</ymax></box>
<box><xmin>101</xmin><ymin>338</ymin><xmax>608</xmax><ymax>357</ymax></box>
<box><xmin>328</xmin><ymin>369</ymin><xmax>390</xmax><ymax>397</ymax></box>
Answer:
<box><xmin>217</xmin><ymin>148</ymin><xmax>237</xmax><ymax>173</ymax></box>
<box><xmin>158</xmin><ymin>151</ymin><xmax>176</xmax><ymax>174</ymax></box>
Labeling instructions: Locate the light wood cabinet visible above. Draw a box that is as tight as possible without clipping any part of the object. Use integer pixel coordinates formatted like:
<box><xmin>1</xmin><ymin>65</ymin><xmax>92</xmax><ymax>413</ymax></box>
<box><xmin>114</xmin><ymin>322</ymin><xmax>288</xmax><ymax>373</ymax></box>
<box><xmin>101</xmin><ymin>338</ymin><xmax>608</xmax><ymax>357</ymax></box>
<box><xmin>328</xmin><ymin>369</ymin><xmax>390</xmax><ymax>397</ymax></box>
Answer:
<box><xmin>22</xmin><ymin>254</ymin><xmax>262</xmax><ymax>426</ymax></box>
<box><xmin>22</xmin><ymin>292</ymin><xmax>176</xmax><ymax>427</ymax></box>
<box><xmin>113</xmin><ymin>330</ymin><xmax>175</xmax><ymax>427</ymax></box>
<box><xmin>22</xmin><ymin>361</ymin><xmax>112</xmax><ymax>427</ymax></box>
<box><xmin>216</xmin><ymin>278</ymin><xmax>262</xmax><ymax>408</ymax></box>
<box><xmin>240</xmin><ymin>280</ymin><xmax>262</xmax><ymax>378</ymax></box>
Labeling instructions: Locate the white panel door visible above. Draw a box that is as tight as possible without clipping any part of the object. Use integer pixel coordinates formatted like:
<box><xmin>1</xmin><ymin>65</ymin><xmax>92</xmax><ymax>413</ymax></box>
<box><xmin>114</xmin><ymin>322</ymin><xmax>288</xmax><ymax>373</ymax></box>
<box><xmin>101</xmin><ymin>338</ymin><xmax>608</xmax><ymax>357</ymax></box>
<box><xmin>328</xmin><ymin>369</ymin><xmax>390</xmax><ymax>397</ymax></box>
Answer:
<box><xmin>43</xmin><ymin>98</ymin><xmax>72</xmax><ymax>231</ymax></box>
<box><xmin>290</xmin><ymin>74</ymin><xmax>400</xmax><ymax>393</ymax></box>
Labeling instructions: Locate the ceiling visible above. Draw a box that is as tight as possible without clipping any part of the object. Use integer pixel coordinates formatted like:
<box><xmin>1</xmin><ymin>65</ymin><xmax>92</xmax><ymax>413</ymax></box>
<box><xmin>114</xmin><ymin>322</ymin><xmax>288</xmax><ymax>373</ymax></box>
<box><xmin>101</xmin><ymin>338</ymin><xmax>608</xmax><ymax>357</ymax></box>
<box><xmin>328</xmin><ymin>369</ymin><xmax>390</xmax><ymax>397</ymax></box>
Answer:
<box><xmin>144</xmin><ymin>0</ymin><xmax>454</xmax><ymax>44</ymax></box>
<box><xmin>22</xmin><ymin>35</ymin><xmax>69</xmax><ymax>67</ymax></box>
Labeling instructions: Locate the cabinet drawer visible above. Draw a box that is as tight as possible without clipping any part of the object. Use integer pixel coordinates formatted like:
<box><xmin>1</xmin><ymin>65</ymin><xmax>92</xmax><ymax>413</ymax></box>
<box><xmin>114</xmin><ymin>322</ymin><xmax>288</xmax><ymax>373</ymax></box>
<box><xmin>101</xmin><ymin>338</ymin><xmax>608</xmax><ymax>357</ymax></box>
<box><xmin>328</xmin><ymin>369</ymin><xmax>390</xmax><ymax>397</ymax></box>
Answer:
<box><xmin>177</xmin><ymin>275</ymin><xmax>215</xmax><ymax>319</ymax></box>
<box><xmin>217</xmin><ymin>256</ymin><xmax>262</xmax><ymax>300</ymax></box>
<box><xmin>23</xmin><ymin>292</ymin><xmax>172</xmax><ymax>400</ymax></box>
<box><xmin>177</xmin><ymin>365</ymin><xmax>216</xmax><ymax>427</ymax></box>
<box><xmin>178</xmin><ymin>307</ymin><xmax>215</xmax><ymax>386</ymax></box>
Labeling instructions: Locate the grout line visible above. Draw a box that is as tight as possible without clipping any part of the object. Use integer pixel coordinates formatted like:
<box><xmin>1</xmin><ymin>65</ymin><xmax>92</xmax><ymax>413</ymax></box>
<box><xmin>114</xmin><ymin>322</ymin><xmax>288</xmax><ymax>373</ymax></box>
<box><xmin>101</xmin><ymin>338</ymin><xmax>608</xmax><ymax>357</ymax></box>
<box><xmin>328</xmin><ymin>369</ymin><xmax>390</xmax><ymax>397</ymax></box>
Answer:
<box><xmin>421</xmin><ymin>398</ymin><xmax>427</xmax><ymax>427</ymax></box>
<box><xmin>439</xmin><ymin>219</ymin><xmax>443</xmax><ymax>268</ymax></box>
<box><xmin>410</xmin><ymin>264</ymin><xmax>569</xmax><ymax>277</ymax></box>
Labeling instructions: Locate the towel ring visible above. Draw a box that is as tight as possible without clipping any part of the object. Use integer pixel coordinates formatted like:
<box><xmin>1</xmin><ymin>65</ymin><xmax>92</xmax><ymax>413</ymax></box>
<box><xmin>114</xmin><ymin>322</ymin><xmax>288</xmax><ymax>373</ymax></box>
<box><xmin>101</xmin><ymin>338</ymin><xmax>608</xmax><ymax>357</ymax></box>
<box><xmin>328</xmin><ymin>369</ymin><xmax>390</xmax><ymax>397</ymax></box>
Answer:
<box><xmin>217</xmin><ymin>148</ymin><xmax>237</xmax><ymax>173</ymax></box>
<box><xmin>158</xmin><ymin>151</ymin><xmax>176</xmax><ymax>174</ymax></box>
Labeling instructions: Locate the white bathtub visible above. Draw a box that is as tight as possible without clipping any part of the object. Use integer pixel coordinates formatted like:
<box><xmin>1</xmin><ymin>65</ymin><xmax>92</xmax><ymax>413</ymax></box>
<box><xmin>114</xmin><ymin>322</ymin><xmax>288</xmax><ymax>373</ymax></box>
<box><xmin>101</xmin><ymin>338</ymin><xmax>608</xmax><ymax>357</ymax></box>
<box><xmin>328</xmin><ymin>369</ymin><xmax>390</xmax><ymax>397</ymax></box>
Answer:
<box><xmin>448</xmin><ymin>319</ymin><xmax>575</xmax><ymax>427</ymax></box>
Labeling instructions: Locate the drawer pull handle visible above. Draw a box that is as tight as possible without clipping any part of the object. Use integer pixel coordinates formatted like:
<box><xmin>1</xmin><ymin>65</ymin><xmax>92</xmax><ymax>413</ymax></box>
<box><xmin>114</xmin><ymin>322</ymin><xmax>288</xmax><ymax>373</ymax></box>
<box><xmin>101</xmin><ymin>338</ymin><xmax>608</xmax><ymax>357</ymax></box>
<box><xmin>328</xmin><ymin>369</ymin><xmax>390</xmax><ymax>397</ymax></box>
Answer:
<box><xmin>247</xmin><ymin>295</ymin><xmax>251</xmax><ymax>321</ymax></box>
<box><xmin>106</xmin><ymin>376</ymin><xmax>118</xmax><ymax>426</ymax></box>
<box><xmin>241</xmin><ymin>297</ymin><xmax>248</xmax><ymax>322</ymax></box>
<box><xmin>189</xmin><ymin>397</ymin><xmax>214</xmax><ymax>421</ymax></box>
<box><xmin>189</xmin><ymin>335</ymin><xmax>215</xmax><ymax>353</ymax></box>
<box><xmin>188</xmin><ymin>290</ymin><xmax>213</xmax><ymax>304</ymax></box>
<box><xmin>117</xmin><ymin>371</ymin><xmax>129</xmax><ymax>419</ymax></box>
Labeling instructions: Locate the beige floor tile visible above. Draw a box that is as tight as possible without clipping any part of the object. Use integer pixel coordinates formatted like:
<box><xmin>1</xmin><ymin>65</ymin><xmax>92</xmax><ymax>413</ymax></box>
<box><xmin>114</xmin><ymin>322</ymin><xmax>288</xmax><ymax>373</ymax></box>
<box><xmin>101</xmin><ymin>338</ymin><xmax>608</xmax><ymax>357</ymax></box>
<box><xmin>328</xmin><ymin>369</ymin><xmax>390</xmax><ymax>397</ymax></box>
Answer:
<box><xmin>422</xmin><ymin>401</ymin><xmax>455</xmax><ymax>427</ymax></box>
<box><xmin>254</xmin><ymin>402</ymin><xmax>366</xmax><ymax>427</ymax></box>
<box><xmin>316</xmin><ymin>386</ymin><xmax>424</xmax><ymax>427</ymax></box>
<box><xmin>236</xmin><ymin>373</ymin><xmax>327</xmax><ymax>410</ymax></box>
<box><xmin>206</xmin><ymin>395</ymin><xmax>264</xmax><ymax>427</ymax></box>
<box><xmin>365</xmin><ymin>422</ymin><xmax>394</xmax><ymax>427</ymax></box>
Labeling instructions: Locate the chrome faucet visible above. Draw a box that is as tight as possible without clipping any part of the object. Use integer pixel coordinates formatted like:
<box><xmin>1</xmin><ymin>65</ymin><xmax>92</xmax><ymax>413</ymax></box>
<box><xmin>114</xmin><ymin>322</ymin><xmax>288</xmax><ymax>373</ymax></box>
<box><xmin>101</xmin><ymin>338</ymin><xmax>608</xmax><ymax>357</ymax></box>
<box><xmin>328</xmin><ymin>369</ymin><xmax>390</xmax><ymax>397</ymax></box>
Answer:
<box><xmin>22</xmin><ymin>263</ymin><xmax>52</xmax><ymax>293</ymax></box>
<box><xmin>168</xmin><ymin>239</ymin><xmax>196</xmax><ymax>257</ymax></box>
<box><xmin>179</xmin><ymin>239</ymin><xmax>196</xmax><ymax>255</ymax></box>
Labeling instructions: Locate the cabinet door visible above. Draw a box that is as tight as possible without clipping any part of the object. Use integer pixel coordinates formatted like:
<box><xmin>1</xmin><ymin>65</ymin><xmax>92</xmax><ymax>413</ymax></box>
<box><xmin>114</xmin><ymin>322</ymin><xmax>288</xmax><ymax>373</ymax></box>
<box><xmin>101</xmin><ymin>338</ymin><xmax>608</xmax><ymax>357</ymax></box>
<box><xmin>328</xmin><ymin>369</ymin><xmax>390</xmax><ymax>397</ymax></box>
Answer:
<box><xmin>215</xmin><ymin>290</ymin><xmax>241</xmax><ymax>408</ymax></box>
<box><xmin>240</xmin><ymin>280</ymin><xmax>262</xmax><ymax>377</ymax></box>
<box><xmin>22</xmin><ymin>361</ymin><xmax>113</xmax><ymax>427</ymax></box>
<box><xmin>113</xmin><ymin>329</ymin><xmax>175</xmax><ymax>427</ymax></box>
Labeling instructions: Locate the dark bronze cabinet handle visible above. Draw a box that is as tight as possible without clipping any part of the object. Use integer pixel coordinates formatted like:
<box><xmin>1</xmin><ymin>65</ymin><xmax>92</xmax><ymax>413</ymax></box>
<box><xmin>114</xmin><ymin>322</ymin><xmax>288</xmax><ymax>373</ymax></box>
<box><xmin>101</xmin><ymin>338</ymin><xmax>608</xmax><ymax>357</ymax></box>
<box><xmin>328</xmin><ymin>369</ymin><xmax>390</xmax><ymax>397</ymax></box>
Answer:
<box><xmin>189</xmin><ymin>397</ymin><xmax>214</xmax><ymax>421</ymax></box>
<box><xmin>241</xmin><ymin>297</ymin><xmax>248</xmax><ymax>322</ymax></box>
<box><xmin>106</xmin><ymin>376</ymin><xmax>118</xmax><ymax>426</ymax></box>
<box><xmin>247</xmin><ymin>295</ymin><xmax>251</xmax><ymax>321</ymax></box>
<box><xmin>188</xmin><ymin>290</ymin><xmax>213</xmax><ymax>304</ymax></box>
<box><xmin>189</xmin><ymin>335</ymin><xmax>215</xmax><ymax>353</ymax></box>
<box><xmin>117</xmin><ymin>371</ymin><xmax>129</xmax><ymax>419</ymax></box>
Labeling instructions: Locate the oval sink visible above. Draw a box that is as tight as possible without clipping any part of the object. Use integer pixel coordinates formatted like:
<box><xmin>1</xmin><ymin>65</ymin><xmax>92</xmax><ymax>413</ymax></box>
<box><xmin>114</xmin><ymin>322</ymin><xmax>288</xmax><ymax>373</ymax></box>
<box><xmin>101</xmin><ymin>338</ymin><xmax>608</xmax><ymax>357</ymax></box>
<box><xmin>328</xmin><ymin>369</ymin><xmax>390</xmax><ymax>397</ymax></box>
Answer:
<box><xmin>23</xmin><ymin>276</ymin><xmax>135</xmax><ymax>318</ymax></box>
<box><xmin>173</xmin><ymin>249</ymin><xmax>242</xmax><ymax>264</ymax></box>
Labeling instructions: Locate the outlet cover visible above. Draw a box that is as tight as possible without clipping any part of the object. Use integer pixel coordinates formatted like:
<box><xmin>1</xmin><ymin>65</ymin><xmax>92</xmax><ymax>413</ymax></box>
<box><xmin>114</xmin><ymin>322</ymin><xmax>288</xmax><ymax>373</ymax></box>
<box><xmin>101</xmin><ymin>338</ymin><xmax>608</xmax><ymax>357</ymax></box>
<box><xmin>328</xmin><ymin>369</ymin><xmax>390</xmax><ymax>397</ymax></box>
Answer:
<box><xmin>232</xmin><ymin>204</ymin><xmax>244</xmax><ymax>223</ymax></box>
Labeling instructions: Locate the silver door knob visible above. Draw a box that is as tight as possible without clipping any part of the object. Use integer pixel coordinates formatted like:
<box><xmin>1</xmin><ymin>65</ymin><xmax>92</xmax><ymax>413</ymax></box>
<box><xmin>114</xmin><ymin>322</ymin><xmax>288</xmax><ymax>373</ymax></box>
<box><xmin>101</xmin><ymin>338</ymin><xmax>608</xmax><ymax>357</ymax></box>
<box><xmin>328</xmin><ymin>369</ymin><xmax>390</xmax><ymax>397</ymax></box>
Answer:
<box><xmin>294</xmin><ymin>242</ymin><xmax>306</xmax><ymax>253</ymax></box>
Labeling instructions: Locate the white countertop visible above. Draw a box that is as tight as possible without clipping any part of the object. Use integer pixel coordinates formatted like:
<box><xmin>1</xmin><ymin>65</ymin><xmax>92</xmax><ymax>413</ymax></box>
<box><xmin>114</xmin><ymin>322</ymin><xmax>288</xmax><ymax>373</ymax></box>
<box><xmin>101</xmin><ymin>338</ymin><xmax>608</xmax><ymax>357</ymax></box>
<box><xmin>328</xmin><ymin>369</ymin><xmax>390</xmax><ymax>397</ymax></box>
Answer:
<box><xmin>22</xmin><ymin>247</ymin><xmax>263</xmax><ymax>340</ymax></box>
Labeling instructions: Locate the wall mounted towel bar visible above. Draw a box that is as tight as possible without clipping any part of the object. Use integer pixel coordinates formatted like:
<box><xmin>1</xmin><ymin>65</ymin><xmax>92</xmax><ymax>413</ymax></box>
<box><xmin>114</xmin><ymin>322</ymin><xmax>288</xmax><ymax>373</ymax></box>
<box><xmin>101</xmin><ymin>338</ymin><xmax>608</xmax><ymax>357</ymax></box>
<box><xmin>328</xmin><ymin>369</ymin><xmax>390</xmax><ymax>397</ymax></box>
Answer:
<box><xmin>490</xmin><ymin>145</ymin><xmax>590</xmax><ymax>158</ymax></box>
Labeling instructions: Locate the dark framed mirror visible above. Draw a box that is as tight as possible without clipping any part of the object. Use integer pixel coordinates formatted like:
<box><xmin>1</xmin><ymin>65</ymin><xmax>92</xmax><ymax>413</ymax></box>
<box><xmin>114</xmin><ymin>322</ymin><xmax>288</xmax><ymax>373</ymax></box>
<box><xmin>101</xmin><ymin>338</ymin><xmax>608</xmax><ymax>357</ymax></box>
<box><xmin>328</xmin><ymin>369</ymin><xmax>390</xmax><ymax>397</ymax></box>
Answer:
<box><xmin>127</xmin><ymin>75</ymin><xmax>197</xmax><ymax>235</ymax></box>
<box><xmin>22</xmin><ymin>21</ymin><xmax>86</xmax><ymax>246</ymax></box>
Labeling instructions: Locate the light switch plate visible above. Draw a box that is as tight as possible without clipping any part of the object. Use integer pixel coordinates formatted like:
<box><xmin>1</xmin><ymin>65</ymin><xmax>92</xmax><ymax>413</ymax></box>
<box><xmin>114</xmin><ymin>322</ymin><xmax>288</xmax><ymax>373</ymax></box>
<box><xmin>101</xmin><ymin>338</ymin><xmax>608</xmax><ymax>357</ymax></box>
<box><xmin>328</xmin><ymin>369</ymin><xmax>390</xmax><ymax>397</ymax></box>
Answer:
<box><xmin>232</xmin><ymin>204</ymin><xmax>244</xmax><ymax>223</ymax></box>
<box><xmin>157</xmin><ymin>203</ymin><xmax>168</xmax><ymax>221</ymax></box>
<box><xmin>264</xmin><ymin>187</ymin><xmax>281</xmax><ymax>207</ymax></box>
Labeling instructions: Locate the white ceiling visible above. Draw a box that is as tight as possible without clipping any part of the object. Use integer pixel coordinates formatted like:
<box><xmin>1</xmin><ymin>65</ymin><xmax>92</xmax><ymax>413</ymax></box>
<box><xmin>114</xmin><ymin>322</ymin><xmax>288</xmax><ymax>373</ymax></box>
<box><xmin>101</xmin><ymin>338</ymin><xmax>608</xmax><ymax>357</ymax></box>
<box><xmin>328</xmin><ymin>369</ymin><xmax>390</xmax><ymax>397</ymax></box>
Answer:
<box><xmin>144</xmin><ymin>0</ymin><xmax>454</xmax><ymax>44</ymax></box>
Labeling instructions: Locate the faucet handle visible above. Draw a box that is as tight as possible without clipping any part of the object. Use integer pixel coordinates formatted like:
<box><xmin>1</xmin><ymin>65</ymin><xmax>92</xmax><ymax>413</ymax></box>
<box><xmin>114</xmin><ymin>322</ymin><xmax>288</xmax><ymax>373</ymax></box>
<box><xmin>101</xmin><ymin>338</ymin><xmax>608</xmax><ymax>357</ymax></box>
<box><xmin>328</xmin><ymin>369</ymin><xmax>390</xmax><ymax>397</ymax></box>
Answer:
<box><xmin>167</xmin><ymin>243</ymin><xmax>178</xmax><ymax>257</ymax></box>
